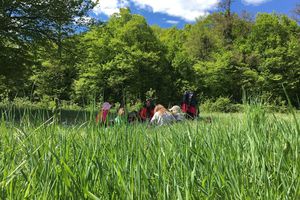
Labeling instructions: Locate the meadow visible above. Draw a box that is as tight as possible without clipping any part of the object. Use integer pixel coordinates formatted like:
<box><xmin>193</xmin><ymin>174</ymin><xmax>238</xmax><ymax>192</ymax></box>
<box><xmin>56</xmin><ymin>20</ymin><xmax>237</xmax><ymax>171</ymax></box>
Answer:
<box><xmin>0</xmin><ymin>106</ymin><xmax>299</xmax><ymax>199</ymax></box>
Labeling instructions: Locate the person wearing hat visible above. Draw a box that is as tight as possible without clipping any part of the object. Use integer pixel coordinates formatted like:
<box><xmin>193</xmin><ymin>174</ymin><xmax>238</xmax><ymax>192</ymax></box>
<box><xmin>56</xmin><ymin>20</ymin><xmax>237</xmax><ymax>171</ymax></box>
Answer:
<box><xmin>169</xmin><ymin>105</ymin><xmax>185</xmax><ymax>122</ymax></box>
<box><xmin>96</xmin><ymin>102</ymin><xmax>112</xmax><ymax>125</ymax></box>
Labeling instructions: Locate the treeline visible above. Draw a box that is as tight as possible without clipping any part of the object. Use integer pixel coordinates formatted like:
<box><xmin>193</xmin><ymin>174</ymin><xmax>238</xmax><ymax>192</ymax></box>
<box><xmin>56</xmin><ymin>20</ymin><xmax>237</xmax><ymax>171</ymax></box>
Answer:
<box><xmin>1</xmin><ymin>1</ymin><xmax>300</xmax><ymax>108</ymax></box>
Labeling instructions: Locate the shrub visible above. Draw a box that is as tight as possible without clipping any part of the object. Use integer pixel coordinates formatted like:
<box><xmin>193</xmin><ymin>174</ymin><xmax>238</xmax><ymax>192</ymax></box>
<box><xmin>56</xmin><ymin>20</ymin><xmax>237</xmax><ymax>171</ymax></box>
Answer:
<box><xmin>200</xmin><ymin>97</ymin><xmax>243</xmax><ymax>113</ymax></box>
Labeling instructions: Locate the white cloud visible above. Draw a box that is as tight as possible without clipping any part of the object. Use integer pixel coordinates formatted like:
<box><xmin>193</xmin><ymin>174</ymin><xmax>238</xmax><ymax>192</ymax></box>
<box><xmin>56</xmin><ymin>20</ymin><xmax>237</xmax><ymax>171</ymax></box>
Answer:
<box><xmin>131</xmin><ymin>0</ymin><xmax>220</xmax><ymax>21</ymax></box>
<box><xmin>93</xmin><ymin>0</ymin><xmax>271</xmax><ymax>22</ymax></box>
<box><xmin>166</xmin><ymin>20</ymin><xmax>180</xmax><ymax>24</ymax></box>
<box><xmin>93</xmin><ymin>0</ymin><xmax>219</xmax><ymax>21</ymax></box>
<box><xmin>242</xmin><ymin>0</ymin><xmax>270</xmax><ymax>5</ymax></box>
<box><xmin>92</xmin><ymin>0</ymin><xmax>129</xmax><ymax>16</ymax></box>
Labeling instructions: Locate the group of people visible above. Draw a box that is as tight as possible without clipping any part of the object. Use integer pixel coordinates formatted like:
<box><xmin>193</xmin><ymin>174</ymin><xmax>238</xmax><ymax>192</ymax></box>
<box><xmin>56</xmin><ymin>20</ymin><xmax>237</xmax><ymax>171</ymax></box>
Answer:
<box><xmin>96</xmin><ymin>91</ymin><xmax>198</xmax><ymax>126</ymax></box>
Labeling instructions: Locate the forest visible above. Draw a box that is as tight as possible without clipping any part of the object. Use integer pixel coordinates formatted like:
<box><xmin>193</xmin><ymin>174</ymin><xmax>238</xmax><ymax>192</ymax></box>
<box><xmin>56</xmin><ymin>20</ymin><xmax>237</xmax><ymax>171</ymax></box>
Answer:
<box><xmin>1</xmin><ymin>0</ymin><xmax>300</xmax><ymax>109</ymax></box>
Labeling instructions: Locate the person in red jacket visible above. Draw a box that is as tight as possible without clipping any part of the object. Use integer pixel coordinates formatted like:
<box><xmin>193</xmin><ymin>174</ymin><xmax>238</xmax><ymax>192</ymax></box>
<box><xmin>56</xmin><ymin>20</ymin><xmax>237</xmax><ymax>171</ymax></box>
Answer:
<box><xmin>181</xmin><ymin>91</ymin><xmax>198</xmax><ymax>119</ymax></box>
<box><xmin>139</xmin><ymin>99</ymin><xmax>155</xmax><ymax>122</ymax></box>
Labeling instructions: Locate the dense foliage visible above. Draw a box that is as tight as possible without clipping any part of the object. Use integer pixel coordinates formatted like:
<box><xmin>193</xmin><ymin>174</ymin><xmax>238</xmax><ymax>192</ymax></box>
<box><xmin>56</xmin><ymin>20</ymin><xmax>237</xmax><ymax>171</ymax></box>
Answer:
<box><xmin>0</xmin><ymin>3</ymin><xmax>299</xmax><ymax>107</ymax></box>
<box><xmin>0</xmin><ymin>0</ymin><xmax>94</xmax><ymax>99</ymax></box>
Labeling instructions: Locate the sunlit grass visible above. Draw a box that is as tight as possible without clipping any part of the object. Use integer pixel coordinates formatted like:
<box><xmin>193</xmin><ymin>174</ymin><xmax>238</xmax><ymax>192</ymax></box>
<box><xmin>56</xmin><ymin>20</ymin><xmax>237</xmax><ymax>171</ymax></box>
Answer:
<box><xmin>0</xmin><ymin>106</ymin><xmax>299</xmax><ymax>199</ymax></box>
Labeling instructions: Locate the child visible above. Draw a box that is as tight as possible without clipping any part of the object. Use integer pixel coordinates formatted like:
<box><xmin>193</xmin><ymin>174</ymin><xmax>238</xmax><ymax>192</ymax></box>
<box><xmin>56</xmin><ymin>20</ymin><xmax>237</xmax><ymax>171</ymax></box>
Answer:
<box><xmin>96</xmin><ymin>102</ymin><xmax>112</xmax><ymax>125</ymax></box>
<box><xmin>114</xmin><ymin>107</ymin><xmax>125</xmax><ymax>125</ymax></box>
<box><xmin>139</xmin><ymin>99</ymin><xmax>155</xmax><ymax>122</ymax></box>
<box><xmin>128</xmin><ymin>111</ymin><xmax>139</xmax><ymax>124</ymax></box>
<box><xmin>150</xmin><ymin>104</ymin><xmax>176</xmax><ymax>126</ymax></box>
<box><xmin>169</xmin><ymin>105</ymin><xmax>185</xmax><ymax>122</ymax></box>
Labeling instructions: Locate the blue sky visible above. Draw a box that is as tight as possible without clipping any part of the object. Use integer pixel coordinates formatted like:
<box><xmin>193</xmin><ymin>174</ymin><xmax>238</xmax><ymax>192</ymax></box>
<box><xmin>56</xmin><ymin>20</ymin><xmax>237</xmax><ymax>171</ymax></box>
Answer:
<box><xmin>90</xmin><ymin>0</ymin><xmax>299</xmax><ymax>28</ymax></box>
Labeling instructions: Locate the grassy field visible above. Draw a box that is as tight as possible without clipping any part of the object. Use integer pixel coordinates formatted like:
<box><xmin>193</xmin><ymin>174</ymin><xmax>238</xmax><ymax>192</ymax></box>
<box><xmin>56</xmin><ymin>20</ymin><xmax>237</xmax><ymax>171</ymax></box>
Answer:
<box><xmin>0</xmin><ymin>106</ymin><xmax>299</xmax><ymax>199</ymax></box>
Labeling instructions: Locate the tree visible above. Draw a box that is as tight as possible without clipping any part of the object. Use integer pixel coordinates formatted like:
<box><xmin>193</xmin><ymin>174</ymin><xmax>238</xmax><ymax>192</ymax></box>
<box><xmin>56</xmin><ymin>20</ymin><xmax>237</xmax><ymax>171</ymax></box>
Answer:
<box><xmin>184</xmin><ymin>15</ymin><xmax>223</xmax><ymax>60</ymax></box>
<box><xmin>0</xmin><ymin>0</ymin><xmax>94</xmax><ymax>46</ymax></box>
<box><xmin>245</xmin><ymin>14</ymin><xmax>300</xmax><ymax>104</ymax></box>
<box><xmin>31</xmin><ymin>36</ymin><xmax>82</xmax><ymax>101</ymax></box>
<box><xmin>294</xmin><ymin>4</ymin><xmax>300</xmax><ymax>23</ymax></box>
<box><xmin>152</xmin><ymin>26</ymin><xmax>195</xmax><ymax>102</ymax></box>
<box><xmin>74</xmin><ymin>9</ymin><xmax>169</xmax><ymax>104</ymax></box>
<box><xmin>218</xmin><ymin>0</ymin><xmax>234</xmax><ymax>44</ymax></box>
<box><xmin>0</xmin><ymin>0</ymin><xmax>94</xmax><ymax>99</ymax></box>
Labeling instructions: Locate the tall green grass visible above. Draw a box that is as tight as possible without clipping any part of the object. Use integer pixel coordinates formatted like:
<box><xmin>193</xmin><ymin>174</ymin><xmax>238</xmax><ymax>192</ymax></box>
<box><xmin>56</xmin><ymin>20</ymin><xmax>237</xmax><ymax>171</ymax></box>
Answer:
<box><xmin>0</xmin><ymin>106</ymin><xmax>299</xmax><ymax>199</ymax></box>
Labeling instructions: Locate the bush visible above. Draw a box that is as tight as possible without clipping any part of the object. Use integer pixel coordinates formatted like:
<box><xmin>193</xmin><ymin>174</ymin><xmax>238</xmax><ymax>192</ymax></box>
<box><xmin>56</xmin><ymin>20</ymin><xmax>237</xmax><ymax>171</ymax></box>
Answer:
<box><xmin>201</xmin><ymin>97</ymin><xmax>243</xmax><ymax>113</ymax></box>
<box><xmin>244</xmin><ymin>94</ymin><xmax>289</xmax><ymax>113</ymax></box>
<box><xmin>201</xmin><ymin>95</ymin><xmax>290</xmax><ymax>113</ymax></box>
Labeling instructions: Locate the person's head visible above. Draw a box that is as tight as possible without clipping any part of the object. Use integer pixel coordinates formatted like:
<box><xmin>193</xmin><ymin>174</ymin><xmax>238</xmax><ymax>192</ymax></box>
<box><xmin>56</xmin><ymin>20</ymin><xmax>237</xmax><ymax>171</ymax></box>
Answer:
<box><xmin>154</xmin><ymin>104</ymin><xmax>168</xmax><ymax>115</ymax></box>
<box><xmin>146</xmin><ymin>99</ymin><xmax>151</xmax><ymax>107</ymax></box>
<box><xmin>118</xmin><ymin>107</ymin><xmax>125</xmax><ymax>116</ymax></box>
<box><xmin>102</xmin><ymin>102</ymin><xmax>112</xmax><ymax>111</ymax></box>
<box><xmin>169</xmin><ymin>105</ymin><xmax>182</xmax><ymax>115</ymax></box>
<box><xmin>188</xmin><ymin>92</ymin><xmax>194</xmax><ymax>102</ymax></box>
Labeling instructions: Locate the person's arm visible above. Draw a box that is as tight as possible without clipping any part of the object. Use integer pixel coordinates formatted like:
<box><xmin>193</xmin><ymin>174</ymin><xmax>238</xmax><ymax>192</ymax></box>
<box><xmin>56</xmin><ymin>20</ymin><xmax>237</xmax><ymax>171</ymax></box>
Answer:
<box><xmin>181</xmin><ymin>102</ymin><xmax>188</xmax><ymax>113</ymax></box>
<box><xmin>150</xmin><ymin>109</ymin><xmax>155</xmax><ymax>118</ymax></box>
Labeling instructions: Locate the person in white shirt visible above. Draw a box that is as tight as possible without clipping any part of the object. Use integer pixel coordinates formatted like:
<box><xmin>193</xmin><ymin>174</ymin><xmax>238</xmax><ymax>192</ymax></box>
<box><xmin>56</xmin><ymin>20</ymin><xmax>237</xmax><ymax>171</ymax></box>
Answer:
<box><xmin>169</xmin><ymin>105</ymin><xmax>185</xmax><ymax>122</ymax></box>
<box><xmin>150</xmin><ymin>104</ymin><xmax>176</xmax><ymax>126</ymax></box>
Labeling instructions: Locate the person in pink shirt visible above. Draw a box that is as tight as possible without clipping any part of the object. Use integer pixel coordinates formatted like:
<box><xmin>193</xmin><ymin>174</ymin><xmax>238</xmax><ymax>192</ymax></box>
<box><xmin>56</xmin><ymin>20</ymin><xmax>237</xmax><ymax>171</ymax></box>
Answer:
<box><xmin>96</xmin><ymin>102</ymin><xmax>112</xmax><ymax>125</ymax></box>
